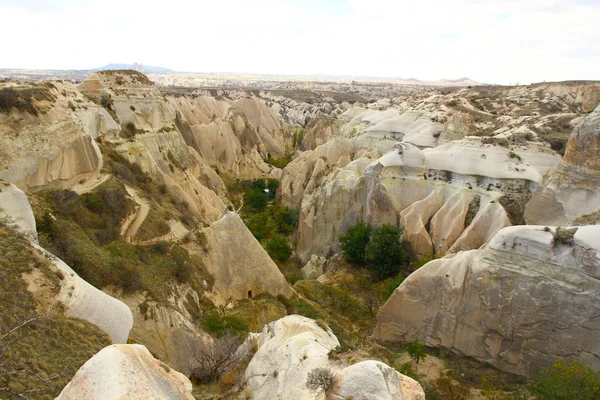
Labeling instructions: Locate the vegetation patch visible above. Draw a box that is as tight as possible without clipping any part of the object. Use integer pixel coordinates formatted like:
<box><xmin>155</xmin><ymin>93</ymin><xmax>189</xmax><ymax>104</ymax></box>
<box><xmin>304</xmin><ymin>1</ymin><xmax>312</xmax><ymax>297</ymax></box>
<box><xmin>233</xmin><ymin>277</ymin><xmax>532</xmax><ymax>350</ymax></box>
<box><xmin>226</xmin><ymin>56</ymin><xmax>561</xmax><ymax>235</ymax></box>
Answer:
<box><xmin>0</xmin><ymin>86</ymin><xmax>56</xmax><ymax>116</ymax></box>
<box><xmin>0</xmin><ymin>221</ymin><xmax>110</xmax><ymax>400</ymax></box>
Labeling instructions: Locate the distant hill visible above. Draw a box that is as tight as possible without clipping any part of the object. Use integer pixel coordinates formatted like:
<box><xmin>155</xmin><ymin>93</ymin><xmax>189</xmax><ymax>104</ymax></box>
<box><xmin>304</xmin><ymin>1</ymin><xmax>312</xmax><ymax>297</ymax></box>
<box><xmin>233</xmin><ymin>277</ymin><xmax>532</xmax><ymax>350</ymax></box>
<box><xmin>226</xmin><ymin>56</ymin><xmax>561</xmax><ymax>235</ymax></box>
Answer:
<box><xmin>96</xmin><ymin>63</ymin><xmax>172</xmax><ymax>74</ymax></box>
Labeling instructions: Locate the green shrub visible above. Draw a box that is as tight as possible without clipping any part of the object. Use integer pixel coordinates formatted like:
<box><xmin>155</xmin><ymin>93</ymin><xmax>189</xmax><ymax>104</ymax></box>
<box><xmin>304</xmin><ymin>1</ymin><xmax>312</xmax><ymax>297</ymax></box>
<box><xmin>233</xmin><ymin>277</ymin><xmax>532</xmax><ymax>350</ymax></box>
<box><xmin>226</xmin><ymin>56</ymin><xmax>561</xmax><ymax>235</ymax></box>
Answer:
<box><xmin>202</xmin><ymin>313</ymin><xmax>249</xmax><ymax>338</ymax></box>
<box><xmin>407</xmin><ymin>339</ymin><xmax>427</xmax><ymax>364</ymax></box>
<box><xmin>99</xmin><ymin>92</ymin><xmax>112</xmax><ymax>110</ymax></box>
<box><xmin>274</xmin><ymin>206</ymin><xmax>299</xmax><ymax>234</ymax></box>
<box><xmin>152</xmin><ymin>241</ymin><xmax>169</xmax><ymax>254</ymax></box>
<box><xmin>305</xmin><ymin>367</ymin><xmax>333</xmax><ymax>394</ymax></box>
<box><xmin>530</xmin><ymin>360</ymin><xmax>600</xmax><ymax>400</ymax></box>
<box><xmin>244</xmin><ymin>189</ymin><xmax>268</xmax><ymax>212</ymax></box>
<box><xmin>339</xmin><ymin>221</ymin><xmax>372</xmax><ymax>266</ymax></box>
<box><xmin>265</xmin><ymin>155</ymin><xmax>293</xmax><ymax>169</ymax></box>
<box><xmin>365</xmin><ymin>224</ymin><xmax>407</xmax><ymax>279</ymax></box>
<box><xmin>266</xmin><ymin>235</ymin><xmax>292</xmax><ymax>262</ymax></box>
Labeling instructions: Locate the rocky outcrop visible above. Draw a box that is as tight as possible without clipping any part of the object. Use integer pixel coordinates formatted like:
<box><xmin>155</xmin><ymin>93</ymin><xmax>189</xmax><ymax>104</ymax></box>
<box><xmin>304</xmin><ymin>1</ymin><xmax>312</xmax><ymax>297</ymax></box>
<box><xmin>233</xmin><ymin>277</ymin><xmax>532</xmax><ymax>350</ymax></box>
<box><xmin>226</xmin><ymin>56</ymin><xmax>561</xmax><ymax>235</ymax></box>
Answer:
<box><xmin>285</xmin><ymin>134</ymin><xmax>559</xmax><ymax>263</ymax></box>
<box><xmin>199</xmin><ymin>211</ymin><xmax>293</xmax><ymax>304</ymax></box>
<box><xmin>302</xmin><ymin>116</ymin><xmax>341</xmax><ymax>150</ymax></box>
<box><xmin>0</xmin><ymin>81</ymin><xmax>113</xmax><ymax>192</ymax></box>
<box><xmin>0</xmin><ymin>182</ymin><xmax>133</xmax><ymax>343</ymax></box>
<box><xmin>330</xmin><ymin>360</ymin><xmax>425</xmax><ymax>400</ymax></box>
<box><xmin>244</xmin><ymin>315</ymin><xmax>425</xmax><ymax>399</ymax></box>
<box><xmin>375</xmin><ymin>225</ymin><xmax>600</xmax><ymax>376</ymax></box>
<box><xmin>525</xmin><ymin>103</ymin><xmax>600</xmax><ymax>225</ymax></box>
<box><xmin>57</xmin><ymin>344</ymin><xmax>194</xmax><ymax>400</ymax></box>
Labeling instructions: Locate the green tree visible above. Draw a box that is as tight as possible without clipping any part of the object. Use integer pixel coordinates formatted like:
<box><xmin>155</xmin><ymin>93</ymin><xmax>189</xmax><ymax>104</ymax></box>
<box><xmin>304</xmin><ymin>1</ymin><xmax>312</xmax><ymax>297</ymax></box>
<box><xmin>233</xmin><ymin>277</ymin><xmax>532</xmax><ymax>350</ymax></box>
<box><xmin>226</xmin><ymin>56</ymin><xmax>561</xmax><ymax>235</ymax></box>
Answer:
<box><xmin>407</xmin><ymin>339</ymin><xmax>427</xmax><ymax>364</ymax></box>
<box><xmin>530</xmin><ymin>359</ymin><xmax>600</xmax><ymax>400</ymax></box>
<box><xmin>339</xmin><ymin>221</ymin><xmax>372</xmax><ymax>265</ymax></box>
<box><xmin>245</xmin><ymin>189</ymin><xmax>267</xmax><ymax>212</ymax></box>
<box><xmin>266</xmin><ymin>235</ymin><xmax>293</xmax><ymax>262</ymax></box>
<box><xmin>365</xmin><ymin>224</ymin><xmax>406</xmax><ymax>279</ymax></box>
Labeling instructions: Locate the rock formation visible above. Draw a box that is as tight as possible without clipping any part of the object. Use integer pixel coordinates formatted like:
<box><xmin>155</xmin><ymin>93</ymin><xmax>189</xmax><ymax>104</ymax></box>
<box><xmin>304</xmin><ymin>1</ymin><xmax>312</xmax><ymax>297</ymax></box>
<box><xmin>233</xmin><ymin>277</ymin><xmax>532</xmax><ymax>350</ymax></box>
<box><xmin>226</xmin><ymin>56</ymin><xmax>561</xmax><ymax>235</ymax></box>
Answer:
<box><xmin>525</xmin><ymin>103</ymin><xmax>600</xmax><ymax>225</ymax></box>
<box><xmin>375</xmin><ymin>224</ymin><xmax>600</xmax><ymax>376</ymax></box>
<box><xmin>244</xmin><ymin>315</ymin><xmax>425</xmax><ymax>399</ymax></box>
<box><xmin>56</xmin><ymin>344</ymin><xmax>194</xmax><ymax>400</ymax></box>
<box><xmin>199</xmin><ymin>211</ymin><xmax>293</xmax><ymax>304</ymax></box>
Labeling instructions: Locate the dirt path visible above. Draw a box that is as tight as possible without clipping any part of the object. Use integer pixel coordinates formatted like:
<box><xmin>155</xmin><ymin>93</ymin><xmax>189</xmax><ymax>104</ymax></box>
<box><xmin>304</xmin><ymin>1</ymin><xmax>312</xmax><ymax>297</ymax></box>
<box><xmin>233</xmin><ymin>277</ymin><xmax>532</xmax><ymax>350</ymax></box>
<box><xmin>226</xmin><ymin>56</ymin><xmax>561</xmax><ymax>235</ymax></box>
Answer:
<box><xmin>72</xmin><ymin>173</ymin><xmax>110</xmax><ymax>194</ymax></box>
<box><xmin>137</xmin><ymin>220</ymin><xmax>190</xmax><ymax>245</ymax></box>
<box><xmin>123</xmin><ymin>185</ymin><xmax>150</xmax><ymax>243</ymax></box>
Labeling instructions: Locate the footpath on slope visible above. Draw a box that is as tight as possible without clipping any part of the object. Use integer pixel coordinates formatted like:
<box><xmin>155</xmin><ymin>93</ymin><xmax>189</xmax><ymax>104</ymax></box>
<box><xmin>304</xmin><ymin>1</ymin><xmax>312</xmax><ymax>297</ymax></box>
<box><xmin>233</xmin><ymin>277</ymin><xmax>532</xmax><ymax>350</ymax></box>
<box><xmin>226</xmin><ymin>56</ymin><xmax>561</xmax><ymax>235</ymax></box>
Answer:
<box><xmin>72</xmin><ymin>173</ymin><xmax>110</xmax><ymax>194</ymax></box>
<box><xmin>122</xmin><ymin>185</ymin><xmax>150</xmax><ymax>244</ymax></box>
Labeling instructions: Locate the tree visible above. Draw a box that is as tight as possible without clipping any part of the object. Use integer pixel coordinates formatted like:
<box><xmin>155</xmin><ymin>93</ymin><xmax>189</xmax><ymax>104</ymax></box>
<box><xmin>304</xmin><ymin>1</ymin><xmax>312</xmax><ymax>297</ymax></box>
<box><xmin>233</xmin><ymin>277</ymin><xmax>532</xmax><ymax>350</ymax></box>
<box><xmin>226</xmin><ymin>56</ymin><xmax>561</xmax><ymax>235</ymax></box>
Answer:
<box><xmin>365</xmin><ymin>224</ymin><xmax>407</xmax><ymax>279</ymax></box>
<box><xmin>530</xmin><ymin>359</ymin><xmax>600</xmax><ymax>400</ymax></box>
<box><xmin>266</xmin><ymin>235</ymin><xmax>292</xmax><ymax>262</ymax></box>
<box><xmin>339</xmin><ymin>221</ymin><xmax>372</xmax><ymax>265</ymax></box>
<box><xmin>184</xmin><ymin>333</ymin><xmax>245</xmax><ymax>383</ymax></box>
<box><xmin>244</xmin><ymin>189</ymin><xmax>267</xmax><ymax>213</ymax></box>
<box><xmin>407</xmin><ymin>339</ymin><xmax>427</xmax><ymax>364</ymax></box>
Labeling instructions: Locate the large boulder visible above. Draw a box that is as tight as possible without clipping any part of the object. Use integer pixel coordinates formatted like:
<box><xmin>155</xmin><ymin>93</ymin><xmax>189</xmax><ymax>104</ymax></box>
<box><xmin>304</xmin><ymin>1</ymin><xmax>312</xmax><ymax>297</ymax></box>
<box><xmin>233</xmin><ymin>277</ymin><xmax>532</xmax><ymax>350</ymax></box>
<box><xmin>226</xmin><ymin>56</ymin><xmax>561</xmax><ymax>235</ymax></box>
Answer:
<box><xmin>525</xmin><ymin>103</ymin><xmax>600</xmax><ymax>225</ymax></box>
<box><xmin>330</xmin><ymin>360</ymin><xmax>425</xmax><ymax>400</ymax></box>
<box><xmin>57</xmin><ymin>344</ymin><xmax>194</xmax><ymax>400</ymax></box>
<box><xmin>244</xmin><ymin>316</ymin><xmax>425</xmax><ymax>399</ymax></box>
<box><xmin>375</xmin><ymin>224</ymin><xmax>600</xmax><ymax>376</ymax></box>
<box><xmin>200</xmin><ymin>211</ymin><xmax>293</xmax><ymax>304</ymax></box>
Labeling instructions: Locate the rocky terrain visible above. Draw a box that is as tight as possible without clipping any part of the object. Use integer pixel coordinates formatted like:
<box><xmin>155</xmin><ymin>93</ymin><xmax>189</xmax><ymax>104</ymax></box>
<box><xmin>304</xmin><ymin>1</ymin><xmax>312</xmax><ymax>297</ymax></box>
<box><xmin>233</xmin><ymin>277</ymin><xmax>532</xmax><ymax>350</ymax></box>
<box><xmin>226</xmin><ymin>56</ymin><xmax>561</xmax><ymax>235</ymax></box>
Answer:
<box><xmin>1</xmin><ymin>70</ymin><xmax>600</xmax><ymax>399</ymax></box>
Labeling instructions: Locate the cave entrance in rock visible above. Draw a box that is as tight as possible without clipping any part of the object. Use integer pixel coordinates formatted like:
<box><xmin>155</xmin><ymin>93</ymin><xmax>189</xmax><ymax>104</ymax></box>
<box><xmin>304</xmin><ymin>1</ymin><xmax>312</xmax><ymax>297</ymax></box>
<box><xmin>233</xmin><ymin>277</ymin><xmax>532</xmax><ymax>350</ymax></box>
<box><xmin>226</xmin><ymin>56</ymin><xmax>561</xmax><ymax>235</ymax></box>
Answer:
<box><xmin>248</xmin><ymin>290</ymin><xmax>253</xmax><ymax>299</ymax></box>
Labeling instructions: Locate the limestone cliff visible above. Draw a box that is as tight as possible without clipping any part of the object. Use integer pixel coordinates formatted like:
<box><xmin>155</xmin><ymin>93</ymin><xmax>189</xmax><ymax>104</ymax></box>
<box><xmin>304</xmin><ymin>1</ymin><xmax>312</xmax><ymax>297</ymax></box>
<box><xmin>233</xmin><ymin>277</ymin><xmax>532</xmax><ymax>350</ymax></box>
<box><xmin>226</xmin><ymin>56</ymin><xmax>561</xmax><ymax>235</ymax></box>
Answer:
<box><xmin>375</xmin><ymin>225</ymin><xmax>600</xmax><ymax>376</ymax></box>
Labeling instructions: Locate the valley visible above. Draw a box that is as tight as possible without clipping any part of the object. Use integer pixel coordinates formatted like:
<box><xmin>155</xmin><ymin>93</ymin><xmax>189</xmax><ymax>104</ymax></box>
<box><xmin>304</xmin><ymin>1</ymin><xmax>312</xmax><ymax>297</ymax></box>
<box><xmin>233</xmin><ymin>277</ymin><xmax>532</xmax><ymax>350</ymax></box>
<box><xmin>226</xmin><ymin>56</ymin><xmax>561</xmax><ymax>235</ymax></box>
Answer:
<box><xmin>0</xmin><ymin>69</ymin><xmax>599</xmax><ymax>400</ymax></box>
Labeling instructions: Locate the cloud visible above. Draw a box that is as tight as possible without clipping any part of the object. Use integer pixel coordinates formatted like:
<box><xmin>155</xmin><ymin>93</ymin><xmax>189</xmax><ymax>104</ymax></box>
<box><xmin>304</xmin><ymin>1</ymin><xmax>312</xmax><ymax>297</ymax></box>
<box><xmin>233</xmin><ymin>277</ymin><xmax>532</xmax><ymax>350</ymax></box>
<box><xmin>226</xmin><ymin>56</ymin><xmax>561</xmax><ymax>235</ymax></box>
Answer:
<box><xmin>1</xmin><ymin>0</ymin><xmax>599</xmax><ymax>84</ymax></box>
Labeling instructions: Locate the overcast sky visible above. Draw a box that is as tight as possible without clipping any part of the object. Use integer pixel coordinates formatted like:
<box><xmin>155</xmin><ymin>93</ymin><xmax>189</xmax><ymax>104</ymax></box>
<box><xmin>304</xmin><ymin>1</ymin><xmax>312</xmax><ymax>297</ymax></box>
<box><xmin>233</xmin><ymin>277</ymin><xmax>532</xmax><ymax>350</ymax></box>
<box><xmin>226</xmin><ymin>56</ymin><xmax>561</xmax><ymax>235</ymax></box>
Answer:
<box><xmin>1</xmin><ymin>0</ymin><xmax>599</xmax><ymax>84</ymax></box>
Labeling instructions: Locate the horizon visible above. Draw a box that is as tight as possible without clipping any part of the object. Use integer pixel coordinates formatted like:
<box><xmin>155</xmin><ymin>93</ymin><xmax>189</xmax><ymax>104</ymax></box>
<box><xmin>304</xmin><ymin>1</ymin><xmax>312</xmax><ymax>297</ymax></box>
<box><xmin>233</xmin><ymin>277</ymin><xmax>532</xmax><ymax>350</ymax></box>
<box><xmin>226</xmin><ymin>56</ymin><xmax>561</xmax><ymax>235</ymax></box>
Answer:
<box><xmin>2</xmin><ymin>0</ymin><xmax>600</xmax><ymax>85</ymax></box>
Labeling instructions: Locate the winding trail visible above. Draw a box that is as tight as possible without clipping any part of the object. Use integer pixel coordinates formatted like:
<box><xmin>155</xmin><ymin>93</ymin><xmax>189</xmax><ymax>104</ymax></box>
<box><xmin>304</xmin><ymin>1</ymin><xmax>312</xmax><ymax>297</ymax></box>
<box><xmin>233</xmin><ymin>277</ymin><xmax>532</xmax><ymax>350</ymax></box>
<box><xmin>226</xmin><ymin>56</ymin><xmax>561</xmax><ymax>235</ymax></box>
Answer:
<box><xmin>72</xmin><ymin>173</ymin><xmax>110</xmax><ymax>194</ymax></box>
<box><xmin>122</xmin><ymin>185</ymin><xmax>150</xmax><ymax>243</ymax></box>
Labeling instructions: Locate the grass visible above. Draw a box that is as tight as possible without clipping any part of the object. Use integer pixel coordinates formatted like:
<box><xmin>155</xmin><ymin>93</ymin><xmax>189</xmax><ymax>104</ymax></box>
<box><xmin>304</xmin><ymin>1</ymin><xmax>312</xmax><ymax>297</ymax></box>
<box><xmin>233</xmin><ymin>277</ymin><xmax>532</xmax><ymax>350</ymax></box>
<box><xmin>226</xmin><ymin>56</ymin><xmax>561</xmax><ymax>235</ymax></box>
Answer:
<box><xmin>136</xmin><ymin>208</ymin><xmax>171</xmax><ymax>242</ymax></box>
<box><xmin>0</xmin><ymin>221</ymin><xmax>110</xmax><ymax>400</ymax></box>
<box><xmin>0</xmin><ymin>85</ymin><xmax>56</xmax><ymax>116</ymax></box>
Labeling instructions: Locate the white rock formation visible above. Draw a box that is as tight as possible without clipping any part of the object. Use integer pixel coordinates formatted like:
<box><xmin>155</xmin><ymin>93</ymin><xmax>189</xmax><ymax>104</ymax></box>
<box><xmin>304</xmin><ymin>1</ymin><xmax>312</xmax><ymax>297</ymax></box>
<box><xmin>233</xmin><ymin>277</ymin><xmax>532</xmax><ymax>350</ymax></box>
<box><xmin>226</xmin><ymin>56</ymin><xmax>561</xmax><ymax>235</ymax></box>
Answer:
<box><xmin>375</xmin><ymin>224</ymin><xmax>600</xmax><ymax>376</ymax></box>
<box><xmin>200</xmin><ymin>211</ymin><xmax>293</xmax><ymax>304</ymax></box>
<box><xmin>0</xmin><ymin>182</ymin><xmax>133</xmax><ymax>343</ymax></box>
<box><xmin>57</xmin><ymin>344</ymin><xmax>194</xmax><ymax>400</ymax></box>
<box><xmin>301</xmin><ymin>254</ymin><xmax>327</xmax><ymax>280</ymax></box>
<box><xmin>244</xmin><ymin>315</ymin><xmax>425</xmax><ymax>400</ymax></box>
<box><xmin>330</xmin><ymin>360</ymin><xmax>425</xmax><ymax>400</ymax></box>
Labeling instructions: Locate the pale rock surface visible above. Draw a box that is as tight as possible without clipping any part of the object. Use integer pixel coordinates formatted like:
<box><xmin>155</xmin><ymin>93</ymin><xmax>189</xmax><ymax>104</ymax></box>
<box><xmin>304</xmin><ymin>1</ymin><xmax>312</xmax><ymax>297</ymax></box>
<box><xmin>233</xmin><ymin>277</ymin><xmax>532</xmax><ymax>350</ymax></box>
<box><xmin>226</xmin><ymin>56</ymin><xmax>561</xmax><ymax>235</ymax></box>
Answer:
<box><xmin>302</xmin><ymin>116</ymin><xmax>341</xmax><ymax>150</ymax></box>
<box><xmin>0</xmin><ymin>182</ymin><xmax>133</xmax><ymax>343</ymax></box>
<box><xmin>0</xmin><ymin>81</ymin><xmax>110</xmax><ymax>192</ymax></box>
<box><xmin>375</xmin><ymin>224</ymin><xmax>600</xmax><ymax>376</ymax></box>
<box><xmin>244</xmin><ymin>316</ymin><xmax>426</xmax><ymax>400</ymax></box>
<box><xmin>525</xmin><ymin>103</ymin><xmax>600</xmax><ymax>225</ymax></box>
<box><xmin>301</xmin><ymin>254</ymin><xmax>327</xmax><ymax>279</ymax></box>
<box><xmin>57</xmin><ymin>344</ymin><xmax>194</xmax><ymax>400</ymax></box>
<box><xmin>330</xmin><ymin>360</ymin><xmax>425</xmax><ymax>400</ymax></box>
<box><xmin>244</xmin><ymin>315</ymin><xmax>340</xmax><ymax>400</ymax></box>
<box><xmin>200</xmin><ymin>211</ymin><xmax>293</xmax><ymax>304</ymax></box>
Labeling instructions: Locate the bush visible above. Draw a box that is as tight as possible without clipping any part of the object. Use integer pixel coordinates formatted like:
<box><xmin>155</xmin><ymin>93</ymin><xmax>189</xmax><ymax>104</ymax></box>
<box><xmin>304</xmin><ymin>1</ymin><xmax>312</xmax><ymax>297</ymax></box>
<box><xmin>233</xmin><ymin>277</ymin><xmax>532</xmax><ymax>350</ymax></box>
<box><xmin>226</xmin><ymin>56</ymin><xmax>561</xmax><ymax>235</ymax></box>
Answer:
<box><xmin>152</xmin><ymin>241</ymin><xmax>169</xmax><ymax>254</ymax></box>
<box><xmin>530</xmin><ymin>360</ymin><xmax>600</xmax><ymax>400</ymax></box>
<box><xmin>305</xmin><ymin>367</ymin><xmax>333</xmax><ymax>394</ymax></box>
<box><xmin>274</xmin><ymin>207</ymin><xmax>299</xmax><ymax>234</ymax></box>
<box><xmin>339</xmin><ymin>221</ymin><xmax>372</xmax><ymax>265</ymax></box>
<box><xmin>266</xmin><ymin>235</ymin><xmax>292</xmax><ymax>262</ymax></box>
<box><xmin>244</xmin><ymin>189</ymin><xmax>268</xmax><ymax>212</ymax></box>
<box><xmin>99</xmin><ymin>92</ymin><xmax>112</xmax><ymax>110</ymax></box>
<box><xmin>365</xmin><ymin>224</ymin><xmax>407</xmax><ymax>279</ymax></box>
<box><xmin>185</xmin><ymin>334</ymin><xmax>244</xmax><ymax>383</ymax></box>
<box><xmin>202</xmin><ymin>313</ymin><xmax>249</xmax><ymax>338</ymax></box>
<box><xmin>407</xmin><ymin>339</ymin><xmax>427</xmax><ymax>364</ymax></box>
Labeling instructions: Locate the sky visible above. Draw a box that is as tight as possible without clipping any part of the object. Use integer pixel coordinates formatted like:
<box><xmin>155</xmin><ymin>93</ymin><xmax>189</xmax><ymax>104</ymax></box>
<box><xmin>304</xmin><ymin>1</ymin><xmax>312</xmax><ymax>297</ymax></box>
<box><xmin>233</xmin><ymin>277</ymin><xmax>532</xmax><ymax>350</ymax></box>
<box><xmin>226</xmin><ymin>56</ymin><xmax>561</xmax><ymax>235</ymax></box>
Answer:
<box><xmin>1</xmin><ymin>0</ymin><xmax>599</xmax><ymax>84</ymax></box>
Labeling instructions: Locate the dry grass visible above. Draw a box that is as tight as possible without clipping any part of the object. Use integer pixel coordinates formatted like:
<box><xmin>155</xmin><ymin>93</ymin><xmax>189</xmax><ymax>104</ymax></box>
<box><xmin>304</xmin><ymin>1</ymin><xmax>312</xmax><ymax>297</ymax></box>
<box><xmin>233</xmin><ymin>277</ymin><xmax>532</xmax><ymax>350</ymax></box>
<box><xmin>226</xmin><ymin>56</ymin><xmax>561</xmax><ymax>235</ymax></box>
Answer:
<box><xmin>0</xmin><ymin>221</ymin><xmax>110</xmax><ymax>399</ymax></box>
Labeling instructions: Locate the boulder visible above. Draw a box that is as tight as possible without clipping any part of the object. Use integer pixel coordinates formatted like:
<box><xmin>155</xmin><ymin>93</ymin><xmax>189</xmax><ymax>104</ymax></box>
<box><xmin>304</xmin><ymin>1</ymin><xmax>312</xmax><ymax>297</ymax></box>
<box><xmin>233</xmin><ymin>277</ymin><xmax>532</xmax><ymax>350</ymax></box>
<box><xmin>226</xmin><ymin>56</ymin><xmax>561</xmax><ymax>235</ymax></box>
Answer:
<box><xmin>375</xmin><ymin>225</ymin><xmax>600</xmax><ymax>376</ymax></box>
<box><xmin>56</xmin><ymin>344</ymin><xmax>194</xmax><ymax>400</ymax></box>
<box><xmin>301</xmin><ymin>254</ymin><xmax>327</xmax><ymax>279</ymax></box>
<box><xmin>330</xmin><ymin>360</ymin><xmax>425</xmax><ymax>400</ymax></box>
<box><xmin>525</xmin><ymin>103</ymin><xmax>600</xmax><ymax>225</ymax></box>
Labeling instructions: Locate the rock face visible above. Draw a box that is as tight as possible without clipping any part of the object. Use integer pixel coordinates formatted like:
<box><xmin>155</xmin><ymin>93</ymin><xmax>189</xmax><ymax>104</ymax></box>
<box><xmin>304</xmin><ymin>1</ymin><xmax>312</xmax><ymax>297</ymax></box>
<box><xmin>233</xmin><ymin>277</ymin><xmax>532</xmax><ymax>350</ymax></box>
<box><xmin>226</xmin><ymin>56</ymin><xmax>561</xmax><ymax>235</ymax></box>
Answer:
<box><xmin>57</xmin><ymin>344</ymin><xmax>194</xmax><ymax>400</ymax></box>
<box><xmin>283</xmin><ymin>133</ymin><xmax>559</xmax><ymax>263</ymax></box>
<box><xmin>0</xmin><ymin>81</ymin><xmax>113</xmax><ymax>192</ymax></box>
<box><xmin>244</xmin><ymin>315</ymin><xmax>425</xmax><ymax>400</ymax></box>
<box><xmin>200</xmin><ymin>211</ymin><xmax>293</xmax><ymax>304</ymax></box>
<box><xmin>0</xmin><ymin>182</ymin><xmax>133</xmax><ymax>343</ymax></box>
<box><xmin>525</xmin><ymin>104</ymin><xmax>600</xmax><ymax>225</ymax></box>
<box><xmin>375</xmin><ymin>225</ymin><xmax>600</xmax><ymax>376</ymax></box>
